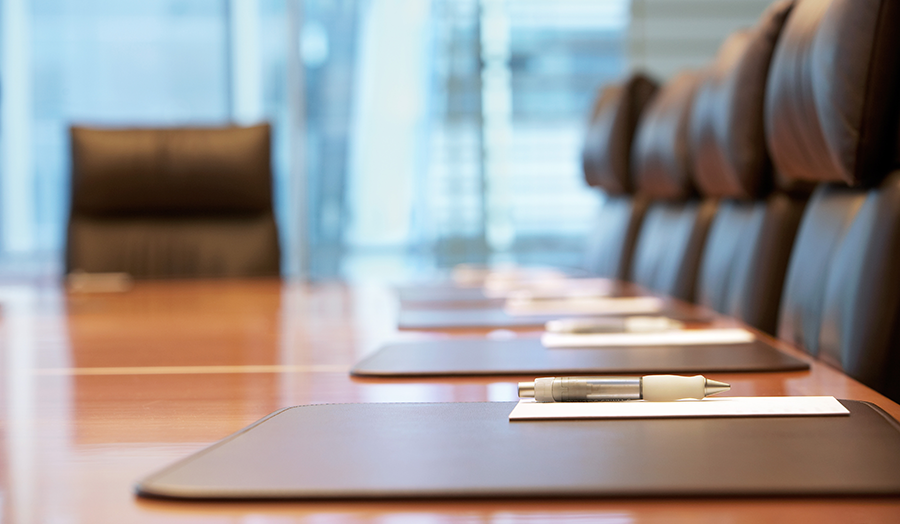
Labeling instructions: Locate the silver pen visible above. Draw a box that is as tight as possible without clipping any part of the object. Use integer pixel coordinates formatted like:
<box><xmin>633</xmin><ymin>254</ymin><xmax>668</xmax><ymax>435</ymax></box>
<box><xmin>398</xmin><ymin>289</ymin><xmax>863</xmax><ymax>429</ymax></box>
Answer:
<box><xmin>518</xmin><ymin>375</ymin><xmax>730</xmax><ymax>402</ymax></box>
<box><xmin>544</xmin><ymin>316</ymin><xmax>683</xmax><ymax>334</ymax></box>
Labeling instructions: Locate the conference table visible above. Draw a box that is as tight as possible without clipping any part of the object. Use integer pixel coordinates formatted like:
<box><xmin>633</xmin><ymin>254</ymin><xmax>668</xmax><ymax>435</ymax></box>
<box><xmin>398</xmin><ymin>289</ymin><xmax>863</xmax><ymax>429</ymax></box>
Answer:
<box><xmin>1</xmin><ymin>278</ymin><xmax>899</xmax><ymax>523</ymax></box>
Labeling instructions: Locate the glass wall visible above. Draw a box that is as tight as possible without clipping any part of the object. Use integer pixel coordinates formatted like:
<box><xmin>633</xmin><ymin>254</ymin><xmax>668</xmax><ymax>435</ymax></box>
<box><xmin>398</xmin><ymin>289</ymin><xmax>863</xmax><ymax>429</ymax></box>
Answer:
<box><xmin>341</xmin><ymin>0</ymin><xmax>629</xmax><ymax>277</ymax></box>
<box><xmin>0</xmin><ymin>0</ymin><xmax>630</xmax><ymax>280</ymax></box>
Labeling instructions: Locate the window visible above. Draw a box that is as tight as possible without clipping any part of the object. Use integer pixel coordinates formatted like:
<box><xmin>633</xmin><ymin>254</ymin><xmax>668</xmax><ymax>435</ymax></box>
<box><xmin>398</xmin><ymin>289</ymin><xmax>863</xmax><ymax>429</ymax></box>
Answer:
<box><xmin>3</xmin><ymin>0</ymin><xmax>693</xmax><ymax>280</ymax></box>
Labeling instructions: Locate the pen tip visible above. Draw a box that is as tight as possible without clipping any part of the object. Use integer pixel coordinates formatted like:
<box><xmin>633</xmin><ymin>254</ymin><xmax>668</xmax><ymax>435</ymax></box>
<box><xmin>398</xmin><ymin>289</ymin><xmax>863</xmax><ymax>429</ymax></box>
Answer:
<box><xmin>704</xmin><ymin>379</ymin><xmax>730</xmax><ymax>397</ymax></box>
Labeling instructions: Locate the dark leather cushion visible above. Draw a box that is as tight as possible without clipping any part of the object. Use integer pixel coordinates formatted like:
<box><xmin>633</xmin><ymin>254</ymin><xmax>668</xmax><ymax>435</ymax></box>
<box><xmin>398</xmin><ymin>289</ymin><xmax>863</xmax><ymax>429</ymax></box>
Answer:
<box><xmin>71</xmin><ymin>124</ymin><xmax>272</xmax><ymax>215</ymax></box>
<box><xmin>777</xmin><ymin>184</ymin><xmax>868</xmax><ymax>354</ymax></box>
<box><xmin>818</xmin><ymin>171</ymin><xmax>900</xmax><ymax>399</ymax></box>
<box><xmin>765</xmin><ymin>0</ymin><xmax>900</xmax><ymax>186</ymax></box>
<box><xmin>582</xmin><ymin>73</ymin><xmax>658</xmax><ymax>194</ymax></box>
<box><xmin>629</xmin><ymin>199</ymin><xmax>718</xmax><ymax>302</ymax></box>
<box><xmin>67</xmin><ymin>214</ymin><xmax>280</xmax><ymax>278</ymax></box>
<box><xmin>582</xmin><ymin>195</ymin><xmax>649</xmax><ymax>280</ymax></box>
<box><xmin>696</xmin><ymin>194</ymin><xmax>806</xmax><ymax>335</ymax></box>
<box><xmin>632</xmin><ymin>71</ymin><xmax>700</xmax><ymax>201</ymax></box>
<box><xmin>690</xmin><ymin>1</ymin><xmax>794</xmax><ymax>199</ymax></box>
<box><xmin>777</xmin><ymin>172</ymin><xmax>900</xmax><ymax>405</ymax></box>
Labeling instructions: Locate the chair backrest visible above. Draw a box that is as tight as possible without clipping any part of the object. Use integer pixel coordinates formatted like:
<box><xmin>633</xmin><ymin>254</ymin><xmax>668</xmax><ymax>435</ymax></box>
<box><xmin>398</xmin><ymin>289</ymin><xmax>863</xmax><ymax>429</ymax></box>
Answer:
<box><xmin>580</xmin><ymin>72</ymin><xmax>658</xmax><ymax>280</ymax></box>
<box><xmin>67</xmin><ymin>124</ymin><xmax>280</xmax><ymax>278</ymax></box>
<box><xmin>629</xmin><ymin>70</ymin><xmax>717</xmax><ymax>302</ymax></box>
<box><xmin>582</xmin><ymin>73</ymin><xmax>658</xmax><ymax>195</ymax></box>
<box><xmin>766</xmin><ymin>0</ymin><xmax>900</xmax><ymax>399</ymax></box>
<box><xmin>690</xmin><ymin>0</ymin><xmax>806</xmax><ymax>335</ymax></box>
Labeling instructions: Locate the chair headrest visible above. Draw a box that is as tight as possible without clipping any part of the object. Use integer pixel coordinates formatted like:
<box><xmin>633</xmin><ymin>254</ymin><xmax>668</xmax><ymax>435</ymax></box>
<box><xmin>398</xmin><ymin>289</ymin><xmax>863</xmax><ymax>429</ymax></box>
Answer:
<box><xmin>765</xmin><ymin>0</ymin><xmax>900</xmax><ymax>187</ymax></box>
<box><xmin>632</xmin><ymin>70</ymin><xmax>701</xmax><ymax>201</ymax></box>
<box><xmin>690</xmin><ymin>0</ymin><xmax>795</xmax><ymax>199</ymax></box>
<box><xmin>70</xmin><ymin>124</ymin><xmax>272</xmax><ymax>216</ymax></box>
<box><xmin>582</xmin><ymin>72</ymin><xmax>659</xmax><ymax>194</ymax></box>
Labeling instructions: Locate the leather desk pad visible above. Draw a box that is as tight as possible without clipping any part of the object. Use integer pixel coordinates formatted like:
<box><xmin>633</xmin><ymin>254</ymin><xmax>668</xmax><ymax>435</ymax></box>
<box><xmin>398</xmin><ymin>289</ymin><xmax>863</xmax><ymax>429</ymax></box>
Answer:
<box><xmin>396</xmin><ymin>285</ymin><xmax>490</xmax><ymax>304</ymax></box>
<box><xmin>397</xmin><ymin>307</ymin><xmax>710</xmax><ymax>330</ymax></box>
<box><xmin>350</xmin><ymin>338</ymin><xmax>808</xmax><ymax>377</ymax></box>
<box><xmin>396</xmin><ymin>281</ymin><xmax>631</xmax><ymax>309</ymax></box>
<box><xmin>136</xmin><ymin>400</ymin><xmax>900</xmax><ymax>500</ymax></box>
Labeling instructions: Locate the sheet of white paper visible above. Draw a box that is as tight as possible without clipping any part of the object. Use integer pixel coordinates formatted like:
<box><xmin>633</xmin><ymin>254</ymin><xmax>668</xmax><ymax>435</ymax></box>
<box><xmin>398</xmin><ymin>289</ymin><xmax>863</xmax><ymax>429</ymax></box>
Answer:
<box><xmin>508</xmin><ymin>396</ymin><xmax>850</xmax><ymax>420</ymax></box>
<box><xmin>484</xmin><ymin>278</ymin><xmax>616</xmax><ymax>299</ymax></box>
<box><xmin>541</xmin><ymin>328</ymin><xmax>755</xmax><ymax>348</ymax></box>
<box><xmin>480</xmin><ymin>269</ymin><xmax>570</xmax><ymax>292</ymax></box>
<box><xmin>504</xmin><ymin>296</ymin><xmax>665</xmax><ymax>317</ymax></box>
<box><xmin>452</xmin><ymin>265</ymin><xmax>565</xmax><ymax>287</ymax></box>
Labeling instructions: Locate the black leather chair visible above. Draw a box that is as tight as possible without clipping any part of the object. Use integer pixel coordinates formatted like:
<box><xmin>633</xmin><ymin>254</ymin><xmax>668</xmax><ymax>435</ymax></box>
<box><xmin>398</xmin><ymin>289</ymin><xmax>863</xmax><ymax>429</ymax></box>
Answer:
<box><xmin>580</xmin><ymin>72</ymin><xmax>658</xmax><ymax>280</ymax></box>
<box><xmin>628</xmin><ymin>71</ymin><xmax>718</xmax><ymax>303</ymax></box>
<box><xmin>689</xmin><ymin>0</ymin><xmax>806</xmax><ymax>336</ymax></box>
<box><xmin>765</xmin><ymin>0</ymin><xmax>900</xmax><ymax>401</ymax></box>
<box><xmin>67</xmin><ymin>124</ymin><xmax>280</xmax><ymax>278</ymax></box>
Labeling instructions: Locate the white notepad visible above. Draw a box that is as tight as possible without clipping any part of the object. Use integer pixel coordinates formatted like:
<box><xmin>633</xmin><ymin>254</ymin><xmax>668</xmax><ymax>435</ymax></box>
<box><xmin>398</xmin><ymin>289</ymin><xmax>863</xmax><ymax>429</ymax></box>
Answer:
<box><xmin>504</xmin><ymin>296</ymin><xmax>665</xmax><ymax>317</ymax></box>
<box><xmin>541</xmin><ymin>328</ymin><xmax>756</xmax><ymax>348</ymax></box>
<box><xmin>508</xmin><ymin>396</ymin><xmax>850</xmax><ymax>420</ymax></box>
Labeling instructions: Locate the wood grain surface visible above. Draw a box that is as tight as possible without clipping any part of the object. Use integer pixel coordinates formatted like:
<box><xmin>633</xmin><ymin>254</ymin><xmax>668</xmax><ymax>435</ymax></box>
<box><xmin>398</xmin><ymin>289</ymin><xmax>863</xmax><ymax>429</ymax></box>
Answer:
<box><xmin>1</xmin><ymin>278</ymin><xmax>899</xmax><ymax>523</ymax></box>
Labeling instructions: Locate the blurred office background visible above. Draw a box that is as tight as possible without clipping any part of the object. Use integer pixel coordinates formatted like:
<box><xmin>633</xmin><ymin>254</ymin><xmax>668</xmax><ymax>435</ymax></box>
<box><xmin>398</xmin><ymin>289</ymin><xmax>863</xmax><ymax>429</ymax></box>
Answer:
<box><xmin>0</xmin><ymin>0</ymin><xmax>770</xmax><ymax>281</ymax></box>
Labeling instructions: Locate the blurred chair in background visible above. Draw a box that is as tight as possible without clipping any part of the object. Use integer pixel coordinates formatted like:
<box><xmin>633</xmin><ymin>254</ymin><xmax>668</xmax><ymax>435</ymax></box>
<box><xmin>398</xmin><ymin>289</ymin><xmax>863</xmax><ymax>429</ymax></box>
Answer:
<box><xmin>580</xmin><ymin>71</ymin><xmax>657</xmax><ymax>281</ymax></box>
<box><xmin>66</xmin><ymin>124</ymin><xmax>280</xmax><ymax>278</ymax></box>
<box><xmin>628</xmin><ymin>70</ymin><xmax>718</xmax><ymax>303</ymax></box>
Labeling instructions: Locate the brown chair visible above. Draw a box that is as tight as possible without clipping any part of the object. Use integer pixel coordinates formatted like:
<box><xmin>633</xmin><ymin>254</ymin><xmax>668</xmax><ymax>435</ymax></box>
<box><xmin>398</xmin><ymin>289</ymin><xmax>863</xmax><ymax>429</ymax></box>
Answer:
<box><xmin>765</xmin><ymin>0</ymin><xmax>900</xmax><ymax>401</ymax></box>
<box><xmin>628</xmin><ymin>70</ymin><xmax>718</xmax><ymax>303</ymax></box>
<box><xmin>66</xmin><ymin>124</ymin><xmax>280</xmax><ymax>278</ymax></box>
<box><xmin>689</xmin><ymin>0</ymin><xmax>806</xmax><ymax>336</ymax></box>
<box><xmin>580</xmin><ymin>72</ymin><xmax>658</xmax><ymax>280</ymax></box>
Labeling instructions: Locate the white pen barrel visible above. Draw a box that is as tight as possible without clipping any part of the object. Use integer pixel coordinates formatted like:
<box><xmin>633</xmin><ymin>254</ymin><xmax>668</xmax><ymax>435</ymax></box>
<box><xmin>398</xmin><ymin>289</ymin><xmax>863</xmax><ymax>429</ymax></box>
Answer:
<box><xmin>641</xmin><ymin>374</ymin><xmax>707</xmax><ymax>401</ymax></box>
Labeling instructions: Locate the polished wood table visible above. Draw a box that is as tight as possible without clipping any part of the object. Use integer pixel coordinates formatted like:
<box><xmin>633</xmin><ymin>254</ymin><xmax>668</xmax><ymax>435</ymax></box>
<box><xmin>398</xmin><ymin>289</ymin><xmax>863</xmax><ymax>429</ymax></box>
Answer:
<box><xmin>2</xmin><ymin>278</ymin><xmax>899</xmax><ymax>523</ymax></box>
